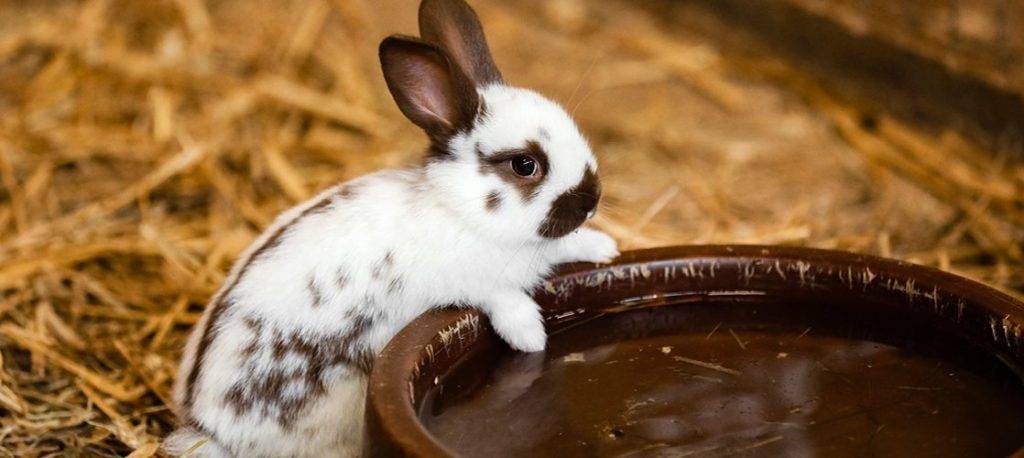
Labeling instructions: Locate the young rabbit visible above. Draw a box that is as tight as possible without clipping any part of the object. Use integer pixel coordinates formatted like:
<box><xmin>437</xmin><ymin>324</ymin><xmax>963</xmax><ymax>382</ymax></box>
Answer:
<box><xmin>164</xmin><ymin>0</ymin><xmax>618</xmax><ymax>455</ymax></box>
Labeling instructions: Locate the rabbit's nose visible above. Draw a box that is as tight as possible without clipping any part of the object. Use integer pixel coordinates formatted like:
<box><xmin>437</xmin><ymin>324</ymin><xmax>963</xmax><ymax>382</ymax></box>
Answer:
<box><xmin>578</xmin><ymin>195</ymin><xmax>597</xmax><ymax>218</ymax></box>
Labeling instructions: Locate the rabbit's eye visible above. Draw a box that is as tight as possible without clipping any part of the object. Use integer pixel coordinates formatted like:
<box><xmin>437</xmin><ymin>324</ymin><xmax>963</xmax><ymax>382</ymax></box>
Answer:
<box><xmin>510</xmin><ymin>155</ymin><xmax>538</xmax><ymax>177</ymax></box>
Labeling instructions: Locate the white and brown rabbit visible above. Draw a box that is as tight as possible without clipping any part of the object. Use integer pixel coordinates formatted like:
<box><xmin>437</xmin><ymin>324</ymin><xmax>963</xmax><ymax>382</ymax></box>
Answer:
<box><xmin>164</xmin><ymin>0</ymin><xmax>618</xmax><ymax>455</ymax></box>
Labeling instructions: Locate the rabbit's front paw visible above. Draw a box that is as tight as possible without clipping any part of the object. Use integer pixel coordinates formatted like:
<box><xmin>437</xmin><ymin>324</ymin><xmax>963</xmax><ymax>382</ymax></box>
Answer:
<box><xmin>564</xmin><ymin>228</ymin><xmax>619</xmax><ymax>264</ymax></box>
<box><xmin>485</xmin><ymin>293</ymin><xmax>547</xmax><ymax>353</ymax></box>
<box><xmin>498</xmin><ymin>317</ymin><xmax>547</xmax><ymax>353</ymax></box>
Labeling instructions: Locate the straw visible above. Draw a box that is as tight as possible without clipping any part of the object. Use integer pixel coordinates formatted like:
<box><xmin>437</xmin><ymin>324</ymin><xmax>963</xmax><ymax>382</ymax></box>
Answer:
<box><xmin>0</xmin><ymin>0</ymin><xmax>1021</xmax><ymax>454</ymax></box>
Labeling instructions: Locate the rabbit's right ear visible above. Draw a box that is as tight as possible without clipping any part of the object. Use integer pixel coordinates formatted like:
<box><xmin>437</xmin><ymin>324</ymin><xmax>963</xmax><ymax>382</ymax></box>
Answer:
<box><xmin>419</xmin><ymin>0</ymin><xmax>503</xmax><ymax>86</ymax></box>
<box><xmin>380</xmin><ymin>35</ymin><xmax>480</xmax><ymax>141</ymax></box>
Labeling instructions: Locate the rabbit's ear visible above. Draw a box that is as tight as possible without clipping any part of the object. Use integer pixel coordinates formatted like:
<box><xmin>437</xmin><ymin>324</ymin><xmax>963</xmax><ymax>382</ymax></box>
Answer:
<box><xmin>379</xmin><ymin>35</ymin><xmax>479</xmax><ymax>140</ymax></box>
<box><xmin>418</xmin><ymin>0</ymin><xmax>503</xmax><ymax>86</ymax></box>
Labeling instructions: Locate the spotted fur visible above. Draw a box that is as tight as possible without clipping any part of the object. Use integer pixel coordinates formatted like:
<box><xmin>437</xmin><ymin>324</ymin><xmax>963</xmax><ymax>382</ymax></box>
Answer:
<box><xmin>484</xmin><ymin>190</ymin><xmax>502</xmax><ymax>211</ymax></box>
<box><xmin>476</xmin><ymin>140</ymin><xmax>550</xmax><ymax>201</ymax></box>
<box><xmin>166</xmin><ymin>1</ymin><xmax>618</xmax><ymax>456</ymax></box>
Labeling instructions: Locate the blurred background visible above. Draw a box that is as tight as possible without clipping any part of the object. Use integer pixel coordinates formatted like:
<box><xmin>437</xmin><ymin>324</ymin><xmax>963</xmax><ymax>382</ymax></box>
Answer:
<box><xmin>0</xmin><ymin>0</ymin><xmax>1022</xmax><ymax>455</ymax></box>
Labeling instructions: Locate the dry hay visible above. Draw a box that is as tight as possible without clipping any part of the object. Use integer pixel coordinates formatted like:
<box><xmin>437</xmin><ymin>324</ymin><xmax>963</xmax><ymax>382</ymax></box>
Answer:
<box><xmin>0</xmin><ymin>0</ymin><xmax>1022</xmax><ymax>455</ymax></box>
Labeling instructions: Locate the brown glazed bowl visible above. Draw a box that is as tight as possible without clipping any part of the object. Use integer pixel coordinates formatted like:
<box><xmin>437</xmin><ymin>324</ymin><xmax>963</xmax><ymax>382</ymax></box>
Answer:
<box><xmin>366</xmin><ymin>246</ymin><xmax>1024</xmax><ymax>457</ymax></box>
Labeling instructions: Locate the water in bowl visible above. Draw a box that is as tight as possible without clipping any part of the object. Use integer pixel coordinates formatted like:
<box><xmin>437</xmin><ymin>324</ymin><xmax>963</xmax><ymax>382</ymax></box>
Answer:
<box><xmin>421</xmin><ymin>300</ymin><xmax>1024</xmax><ymax>457</ymax></box>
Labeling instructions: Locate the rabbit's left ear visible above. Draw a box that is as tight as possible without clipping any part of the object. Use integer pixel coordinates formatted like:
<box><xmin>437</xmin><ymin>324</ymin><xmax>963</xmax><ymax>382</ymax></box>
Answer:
<box><xmin>418</xmin><ymin>0</ymin><xmax>503</xmax><ymax>86</ymax></box>
<box><xmin>379</xmin><ymin>35</ymin><xmax>480</xmax><ymax>141</ymax></box>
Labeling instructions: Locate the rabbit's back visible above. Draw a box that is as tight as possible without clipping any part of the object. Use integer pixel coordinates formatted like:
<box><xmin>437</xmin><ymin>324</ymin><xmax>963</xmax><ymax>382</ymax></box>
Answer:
<box><xmin>172</xmin><ymin>168</ymin><xmax>555</xmax><ymax>456</ymax></box>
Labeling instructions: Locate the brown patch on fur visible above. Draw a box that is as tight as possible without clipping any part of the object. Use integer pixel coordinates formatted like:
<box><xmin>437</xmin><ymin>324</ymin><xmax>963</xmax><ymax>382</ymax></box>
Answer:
<box><xmin>183</xmin><ymin>191</ymin><xmax>339</xmax><ymax>411</ymax></box>
<box><xmin>484</xmin><ymin>190</ymin><xmax>502</xmax><ymax>211</ymax></box>
<box><xmin>223</xmin><ymin>311</ymin><xmax>376</xmax><ymax>429</ymax></box>
<box><xmin>307</xmin><ymin>278</ymin><xmax>323</xmax><ymax>308</ymax></box>
<box><xmin>426</xmin><ymin>141</ymin><xmax>454</xmax><ymax>161</ymax></box>
<box><xmin>538</xmin><ymin>167</ymin><xmax>601</xmax><ymax>238</ymax></box>
<box><xmin>372</xmin><ymin>251</ymin><xmax>395</xmax><ymax>279</ymax></box>
<box><xmin>335</xmin><ymin>268</ymin><xmax>349</xmax><ymax>290</ymax></box>
<box><xmin>336</xmin><ymin>184</ymin><xmax>357</xmax><ymax>200</ymax></box>
<box><xmin>386</xmin><ymin>276</ymin><xmax>404</xmax><ymax>295</ymax></box>
<box><xmin>305</xmin><ymin>196</ymin><xmax>335</xmax><ymax>215</ymax></box>
<box><xmin>239</xmin><ymin>316</ymin><xmax>264</xmax><ymax>358</ymax></box>
<box><xmin>271</xmin><ymin>329</ymin><xmax>289</xmax><ymax>361</ymax></box>
<box><xmin>477</xmin><ymin>140</ymin><xmax>550</xmax><ymax>201</ymax></box>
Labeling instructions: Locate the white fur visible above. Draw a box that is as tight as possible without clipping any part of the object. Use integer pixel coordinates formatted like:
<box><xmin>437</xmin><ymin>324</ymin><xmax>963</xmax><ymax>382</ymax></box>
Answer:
<box><xmin>167</xmin><ymin>59</ymin><xmax>617</xmax><ymax>458</ymax></box>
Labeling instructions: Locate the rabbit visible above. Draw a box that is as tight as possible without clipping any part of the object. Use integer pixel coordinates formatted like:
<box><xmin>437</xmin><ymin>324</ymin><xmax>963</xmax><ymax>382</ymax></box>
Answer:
<box><xmin>163</xmin><ymin>0</ymin><xmax>618</xmax><ymax>456</ymax></box>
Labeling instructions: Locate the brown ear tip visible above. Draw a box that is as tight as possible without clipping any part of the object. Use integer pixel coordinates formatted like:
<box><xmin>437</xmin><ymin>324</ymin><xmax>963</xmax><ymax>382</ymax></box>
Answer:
<box><xmin>380</xmin><ymin>35</ymin><xmax>416</xmax><ymax>52</ymax></box>
<box><xmin>379</xmin><ymin>35</ymin><xmax>441</xmax><ymax>60</ymax></box>
<box><xmin>417</xmin><ymin>0</ymin><xmax>440</xmax><ymax>20</ymax></box>
<box><xmin>419</xmin><ymin>0</ymin><xmax>461</xmax><ymax>12</ymax></box>
<box><xmin>379</xmin><ymin>35</ymin><xmax>399</xmax><ymax>55</ymax></box>
<box><xmin>419</xmin><ymin>0</ymin><xmax>478</xmax><ymax>23</ymax></box>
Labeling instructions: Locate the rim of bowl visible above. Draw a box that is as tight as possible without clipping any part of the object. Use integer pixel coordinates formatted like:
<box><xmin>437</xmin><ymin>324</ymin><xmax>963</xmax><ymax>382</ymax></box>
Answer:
<box><xmin>366</xmin><ymin>245</ymin><xmax>1024</xmax><ymax>457</ymax></box>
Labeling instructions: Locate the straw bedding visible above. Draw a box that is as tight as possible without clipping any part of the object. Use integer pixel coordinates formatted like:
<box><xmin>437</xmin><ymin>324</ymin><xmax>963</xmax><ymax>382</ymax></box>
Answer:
<box><xmin>0</xmin><ymin>0</ymin><xmax>1021</xmax><ymax>455</ymax></box>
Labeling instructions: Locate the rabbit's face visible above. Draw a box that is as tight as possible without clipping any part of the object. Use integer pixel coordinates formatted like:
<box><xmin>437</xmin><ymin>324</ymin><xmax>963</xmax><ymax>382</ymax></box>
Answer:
<box><xmin>428</xmin><ymin>85</ymin><xmax>599</xmax><ymax>242</ymax></box>
<box><xmin>379</xmin><ymin>0</ymin><xmax>601</xmax><ymax>242</ymax></box>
